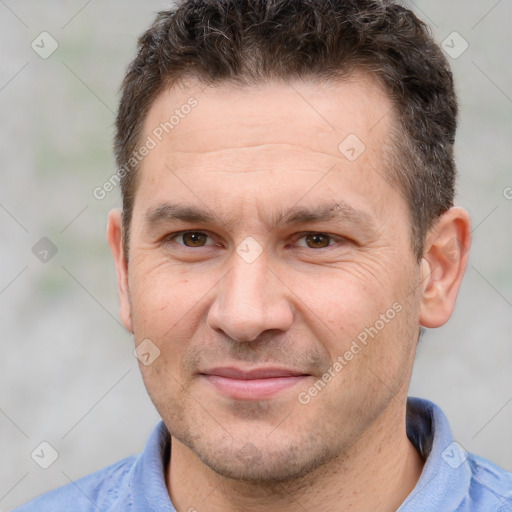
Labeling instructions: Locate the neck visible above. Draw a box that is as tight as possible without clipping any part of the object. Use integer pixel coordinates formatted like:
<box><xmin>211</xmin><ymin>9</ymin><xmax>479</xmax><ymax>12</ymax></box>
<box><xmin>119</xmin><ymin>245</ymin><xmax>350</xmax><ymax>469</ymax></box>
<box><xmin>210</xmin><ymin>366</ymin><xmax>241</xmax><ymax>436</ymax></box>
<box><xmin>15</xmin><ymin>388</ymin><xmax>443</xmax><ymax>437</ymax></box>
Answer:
<box><xmin>166</xmin><ymin>401</ymin><xmax>424</xmax><ymax>512</ymax></box>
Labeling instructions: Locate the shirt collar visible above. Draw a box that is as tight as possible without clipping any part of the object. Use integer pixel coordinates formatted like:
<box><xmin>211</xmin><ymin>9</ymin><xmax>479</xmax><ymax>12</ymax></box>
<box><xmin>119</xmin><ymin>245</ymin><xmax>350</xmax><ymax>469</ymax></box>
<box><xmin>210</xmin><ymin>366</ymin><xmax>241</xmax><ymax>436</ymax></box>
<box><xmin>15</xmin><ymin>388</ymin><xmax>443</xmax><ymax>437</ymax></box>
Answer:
<box><xmin>106</xmin><ymin>420</ymin><xmax>174</xmax><ymax>512</ymax></box>
<box><xmin>398</xmin><ymin>396</ymin><xmax>472</xmax><ymax>511</ymax></box>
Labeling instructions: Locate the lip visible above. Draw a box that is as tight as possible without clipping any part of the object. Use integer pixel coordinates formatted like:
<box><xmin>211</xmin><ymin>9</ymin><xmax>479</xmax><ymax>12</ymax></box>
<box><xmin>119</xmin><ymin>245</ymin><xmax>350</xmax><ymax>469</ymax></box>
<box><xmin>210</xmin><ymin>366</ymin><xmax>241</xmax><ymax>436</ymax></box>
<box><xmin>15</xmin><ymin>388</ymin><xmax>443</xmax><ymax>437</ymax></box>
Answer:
<box><xmin>200</xmin><ymin>367</ymin><xmax>310</xmax><ymax>400</ymax></box>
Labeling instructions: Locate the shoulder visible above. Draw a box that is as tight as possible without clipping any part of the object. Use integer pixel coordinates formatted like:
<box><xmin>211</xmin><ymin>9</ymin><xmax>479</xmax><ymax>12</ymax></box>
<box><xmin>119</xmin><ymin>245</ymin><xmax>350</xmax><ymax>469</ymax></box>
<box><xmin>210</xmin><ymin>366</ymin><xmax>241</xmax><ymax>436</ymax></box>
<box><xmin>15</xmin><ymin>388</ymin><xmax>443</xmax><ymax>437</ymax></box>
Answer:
<box><xmin>13</xmin><ymin>455</ymin><xmax>138</xmax><ymax>512</ymax></box>
<box><xmin>462</xmin><ymin>453</ymin><xmax>512</xmax><ymax>511</ymax></box>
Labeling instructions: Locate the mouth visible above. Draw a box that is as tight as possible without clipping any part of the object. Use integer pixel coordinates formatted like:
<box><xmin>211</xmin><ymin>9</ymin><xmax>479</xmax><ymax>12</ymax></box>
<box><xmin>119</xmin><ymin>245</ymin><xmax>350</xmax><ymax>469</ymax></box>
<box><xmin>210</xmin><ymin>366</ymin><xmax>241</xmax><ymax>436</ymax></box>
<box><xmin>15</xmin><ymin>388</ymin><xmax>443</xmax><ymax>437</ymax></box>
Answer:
<box><xmin>199</xmin><ymin>367</ymin><xmax>310</xmax><ymax>400</ymax></box>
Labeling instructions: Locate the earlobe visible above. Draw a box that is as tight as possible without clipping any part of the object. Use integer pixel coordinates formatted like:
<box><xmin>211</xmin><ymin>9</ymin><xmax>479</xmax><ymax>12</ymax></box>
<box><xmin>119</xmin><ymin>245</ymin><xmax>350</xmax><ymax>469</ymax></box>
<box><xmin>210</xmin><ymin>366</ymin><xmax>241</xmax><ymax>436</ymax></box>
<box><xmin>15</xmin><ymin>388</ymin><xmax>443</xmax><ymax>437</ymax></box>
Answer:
<box><xmin>106</xmin><ymin>209</ymin><xmax>133</xmax><ymax>333</ymax></box>
<box><xmin>419</xmin><ymin>207</ymin><xmax>472</xmax><ymax>328</ymax></box>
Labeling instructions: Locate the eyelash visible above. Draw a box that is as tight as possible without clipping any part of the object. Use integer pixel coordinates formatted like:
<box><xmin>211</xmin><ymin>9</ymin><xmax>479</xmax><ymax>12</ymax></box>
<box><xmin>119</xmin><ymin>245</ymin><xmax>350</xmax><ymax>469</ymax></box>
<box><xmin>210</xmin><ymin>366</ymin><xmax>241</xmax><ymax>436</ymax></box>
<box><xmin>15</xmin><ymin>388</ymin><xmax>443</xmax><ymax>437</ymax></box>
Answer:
<box><xmin>164</xmin><ymin>231</ymin><xmax>346</xmax><ymax>249</ymax></box>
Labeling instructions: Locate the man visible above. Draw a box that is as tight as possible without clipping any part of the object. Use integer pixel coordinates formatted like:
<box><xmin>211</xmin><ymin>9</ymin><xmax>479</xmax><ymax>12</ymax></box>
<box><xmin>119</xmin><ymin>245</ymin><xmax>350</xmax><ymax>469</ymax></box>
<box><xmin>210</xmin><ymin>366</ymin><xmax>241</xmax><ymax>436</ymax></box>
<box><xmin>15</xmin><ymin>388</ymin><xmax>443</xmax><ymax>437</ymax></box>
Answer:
<box><xmin>15</xmin><ymin>0</ymin><xmax>512</xmax><ymax>510</ymax></box>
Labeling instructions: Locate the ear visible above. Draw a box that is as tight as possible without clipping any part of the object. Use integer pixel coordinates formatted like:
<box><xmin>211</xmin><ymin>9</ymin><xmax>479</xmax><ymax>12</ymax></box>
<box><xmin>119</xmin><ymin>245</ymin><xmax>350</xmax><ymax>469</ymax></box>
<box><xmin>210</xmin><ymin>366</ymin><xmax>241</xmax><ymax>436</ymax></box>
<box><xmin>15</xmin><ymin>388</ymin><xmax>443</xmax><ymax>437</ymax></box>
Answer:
<box><xmin>107</xmin><ymin>209</ymin><xmax>133</xmax><ymax>333</ymax></box>
<box><xmin>419</xmin><ymin>207</ymin><xmax>472</xmax><ymax>328</ymax></box>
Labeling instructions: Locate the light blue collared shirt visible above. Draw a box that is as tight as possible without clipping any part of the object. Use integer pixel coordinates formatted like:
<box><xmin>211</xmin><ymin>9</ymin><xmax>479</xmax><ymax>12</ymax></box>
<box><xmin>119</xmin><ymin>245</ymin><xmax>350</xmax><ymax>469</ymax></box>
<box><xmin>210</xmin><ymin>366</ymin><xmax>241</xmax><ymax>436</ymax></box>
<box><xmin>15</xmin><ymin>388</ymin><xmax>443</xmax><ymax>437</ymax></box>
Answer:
<box><xmin>14</xmin><ymin>397</ymin><xmax>512</xmax><ymax>511</ymax></box>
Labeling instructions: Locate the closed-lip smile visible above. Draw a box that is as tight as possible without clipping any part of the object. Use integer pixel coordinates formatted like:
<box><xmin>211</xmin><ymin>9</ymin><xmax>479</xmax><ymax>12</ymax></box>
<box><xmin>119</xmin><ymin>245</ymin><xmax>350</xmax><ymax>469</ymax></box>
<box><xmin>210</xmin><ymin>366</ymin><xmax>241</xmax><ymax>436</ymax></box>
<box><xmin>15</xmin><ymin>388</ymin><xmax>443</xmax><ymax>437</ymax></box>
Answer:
<box><xmin>199</xmin><ymin>366</ymin><xmax>310</xmax><ymax>400</ymax></box>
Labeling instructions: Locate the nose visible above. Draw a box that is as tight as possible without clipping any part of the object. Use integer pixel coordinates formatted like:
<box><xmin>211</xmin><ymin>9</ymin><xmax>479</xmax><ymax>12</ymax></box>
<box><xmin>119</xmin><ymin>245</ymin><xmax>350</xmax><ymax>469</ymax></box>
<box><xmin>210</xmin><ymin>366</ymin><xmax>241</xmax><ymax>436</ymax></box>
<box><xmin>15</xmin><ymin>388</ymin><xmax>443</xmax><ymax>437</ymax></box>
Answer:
<box><xmin>207</xmin><ymin>251</ymin><xmax>294</xmax><ymax>342</ymax></box>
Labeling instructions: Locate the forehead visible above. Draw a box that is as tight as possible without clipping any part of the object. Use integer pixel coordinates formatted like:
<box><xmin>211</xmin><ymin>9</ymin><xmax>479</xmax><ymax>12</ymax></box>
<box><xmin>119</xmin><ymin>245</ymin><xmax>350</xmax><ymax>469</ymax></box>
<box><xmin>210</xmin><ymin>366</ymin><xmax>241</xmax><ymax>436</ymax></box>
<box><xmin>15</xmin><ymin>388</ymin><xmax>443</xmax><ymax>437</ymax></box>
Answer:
<box><xmin>144</xmin><ymin>73</ymin><xmax>394</xmax><ymax>157</ymax></box>
<box><xmin>133</xmin><ymin>73</ymin><xmax>405</xmax><ymax>231</ymax></box>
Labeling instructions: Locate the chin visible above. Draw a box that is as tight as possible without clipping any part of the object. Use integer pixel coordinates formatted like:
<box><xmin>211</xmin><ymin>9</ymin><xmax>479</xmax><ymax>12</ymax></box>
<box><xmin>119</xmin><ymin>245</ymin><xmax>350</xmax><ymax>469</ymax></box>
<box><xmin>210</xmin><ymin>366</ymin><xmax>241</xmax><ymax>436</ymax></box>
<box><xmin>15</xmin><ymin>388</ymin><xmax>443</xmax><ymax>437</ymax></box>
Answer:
<box><xmin>183</xmin><ymin>432</ymin><xmax>336</xmax><ymax>484</ymax></box>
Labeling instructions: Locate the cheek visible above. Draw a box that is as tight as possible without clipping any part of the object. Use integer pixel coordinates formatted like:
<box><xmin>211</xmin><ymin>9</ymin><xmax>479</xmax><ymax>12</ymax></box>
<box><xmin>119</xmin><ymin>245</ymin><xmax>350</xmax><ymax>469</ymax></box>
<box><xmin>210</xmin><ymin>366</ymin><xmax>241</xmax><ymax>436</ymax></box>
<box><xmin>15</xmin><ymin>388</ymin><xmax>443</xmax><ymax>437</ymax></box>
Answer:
<box><xmin>128</xmin><ymin>257</ymin><xmax>209</xmax><ymax>333</ymax></box>
<box><xmin>130</xmin><ymin>274</ymin><xmax>199</xmax><ymax>402</ymax></box>
<box><xmin>295</xmin><ymin>264</ymin><xmax>418</xmax><ymax>386</ymax></box>
<box><xmin>289</xmin><ymin>264</ymin><xmax>400</xmax><ymax>336</ymax></box>
<box><xmin>127</xmin><ymin>258</ymin><xmax>222</xmax><ymax>392</ymax></box>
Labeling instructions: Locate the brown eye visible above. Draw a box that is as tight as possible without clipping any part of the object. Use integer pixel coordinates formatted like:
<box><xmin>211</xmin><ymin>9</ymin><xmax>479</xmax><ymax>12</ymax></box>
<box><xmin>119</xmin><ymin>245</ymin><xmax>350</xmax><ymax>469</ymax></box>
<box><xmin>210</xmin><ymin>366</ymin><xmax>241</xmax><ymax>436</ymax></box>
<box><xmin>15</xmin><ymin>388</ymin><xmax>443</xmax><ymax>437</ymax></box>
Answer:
<box><xmin>304</xmin><ymin>233</ymin><xmax>332</xmax><ymax>249</ymax></box>
<box><xmin>180</xmin><ymin>232</ymin><xmax>209</xmax><ymax>247</ymax></box>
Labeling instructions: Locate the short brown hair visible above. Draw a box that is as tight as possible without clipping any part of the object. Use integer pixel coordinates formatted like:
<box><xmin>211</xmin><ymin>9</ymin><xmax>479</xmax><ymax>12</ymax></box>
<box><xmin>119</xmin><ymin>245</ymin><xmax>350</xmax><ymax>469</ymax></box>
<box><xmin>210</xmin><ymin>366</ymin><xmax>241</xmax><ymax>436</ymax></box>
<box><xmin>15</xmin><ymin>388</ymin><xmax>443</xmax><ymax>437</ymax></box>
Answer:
<box><xmin>114</xmin><ymin>0</ymin><xmax>457</xmax><ymax>260</ymax></box>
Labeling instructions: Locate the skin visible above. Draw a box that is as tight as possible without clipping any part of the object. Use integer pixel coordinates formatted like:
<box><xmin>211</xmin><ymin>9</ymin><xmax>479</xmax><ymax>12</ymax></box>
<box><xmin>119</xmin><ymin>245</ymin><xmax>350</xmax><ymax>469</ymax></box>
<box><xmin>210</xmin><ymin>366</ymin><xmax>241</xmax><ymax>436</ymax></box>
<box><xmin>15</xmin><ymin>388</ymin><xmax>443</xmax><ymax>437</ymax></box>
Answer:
<box><xmin>107</xmin><ymin>72</ymin><xmax>471</xmax><ymax>512</ymax></box>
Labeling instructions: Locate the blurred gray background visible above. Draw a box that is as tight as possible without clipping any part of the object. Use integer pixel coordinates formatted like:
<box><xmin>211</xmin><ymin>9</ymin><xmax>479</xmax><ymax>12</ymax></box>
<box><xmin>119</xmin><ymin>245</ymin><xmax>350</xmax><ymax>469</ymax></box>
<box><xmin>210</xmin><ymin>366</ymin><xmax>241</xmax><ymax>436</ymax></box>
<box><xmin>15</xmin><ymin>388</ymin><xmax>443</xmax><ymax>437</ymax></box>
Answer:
<box><xmin>1</xmin><ymin>0</ymin><xmax>511</xmax><ymax>509</ymax></box>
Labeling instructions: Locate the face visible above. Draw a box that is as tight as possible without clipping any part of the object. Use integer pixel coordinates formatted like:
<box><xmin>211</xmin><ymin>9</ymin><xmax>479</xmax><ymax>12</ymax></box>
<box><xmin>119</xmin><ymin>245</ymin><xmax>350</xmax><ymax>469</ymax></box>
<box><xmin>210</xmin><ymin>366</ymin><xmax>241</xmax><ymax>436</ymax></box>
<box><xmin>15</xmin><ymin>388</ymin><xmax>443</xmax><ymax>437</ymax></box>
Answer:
<box><xmin>113</xmin><ymin>74</ymin><xmax>427</xmax><ymax>482</ymax></box>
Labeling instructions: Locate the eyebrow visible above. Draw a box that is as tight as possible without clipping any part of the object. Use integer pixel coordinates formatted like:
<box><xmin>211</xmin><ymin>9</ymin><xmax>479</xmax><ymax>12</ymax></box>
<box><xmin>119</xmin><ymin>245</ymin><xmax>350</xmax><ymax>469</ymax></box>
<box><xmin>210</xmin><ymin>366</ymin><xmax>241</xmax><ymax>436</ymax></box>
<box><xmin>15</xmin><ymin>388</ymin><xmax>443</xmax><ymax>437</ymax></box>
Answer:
<box><xmin>145</xmin><ymin>203</ymin><xmax>216</xmax><ymax>227</ymax></box>
<box><xmin>271</xmin><ymin>202</ymin><xmax>374</xmax><ymax>230</ymax></box>
<box><xmin>144</xmin><ymin>201</ymin><xmax>376</xmax><ymax>232</ymax></box>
